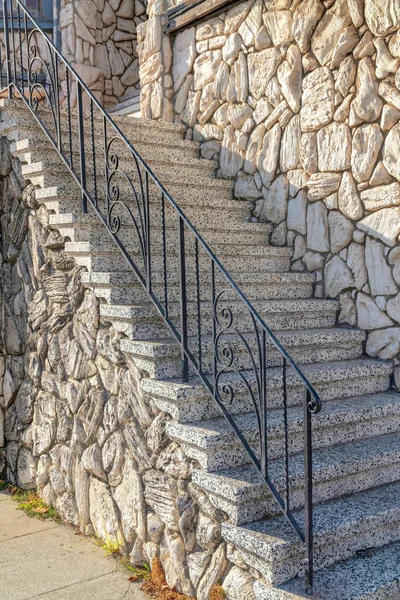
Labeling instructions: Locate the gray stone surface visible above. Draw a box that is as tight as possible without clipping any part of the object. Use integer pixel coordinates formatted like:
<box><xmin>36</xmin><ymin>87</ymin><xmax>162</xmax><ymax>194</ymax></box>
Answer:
<box><xmin>254</xmin><ymin>541</ymin><xmax>400</xmax><ymax>599</ymax></box>
<box><xmin>0</xmin><ymin>492</ymin><xmax>148</xmax><ymax>600</ymax></box>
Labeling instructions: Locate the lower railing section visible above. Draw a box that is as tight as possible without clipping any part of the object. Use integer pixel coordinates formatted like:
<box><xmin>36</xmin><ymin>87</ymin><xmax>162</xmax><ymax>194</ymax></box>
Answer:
<box><xmin>1</xmin><ymin>0</ymin><xmax>321</xmax><ymax>592</ymax></box>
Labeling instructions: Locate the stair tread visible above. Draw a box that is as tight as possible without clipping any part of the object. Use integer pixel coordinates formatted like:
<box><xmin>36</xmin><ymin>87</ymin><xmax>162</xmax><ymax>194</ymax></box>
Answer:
<box><xmin>48</xmin><ymin>210</ymin><xmax>272</xmax><ymax>233</ymax></box>
<box><xmin>167</xmin><ymin>390</ymin><xmax>400</xmax><ymax>448</ymax></box>
<box><xmin>193</xmin><ymin>428</ymin><xmax>400</xmax><ymax>502</ymax></box>
<box><xmin>64</xmin><ymin>239</ymin><xmax>292</xmax><ymax>257</ymax></box>
<box><xmin>141</xmin><ymin>358</ymin><xmax>393</xmax><ymax>400</ymax></box>
<box><xmin>21</xmin><ymin>160</ymin><xmax>235</xmax><ymax>189</ymax></box>
<box><xmin>17</xmin><ymin>143</ymin><xmax>217</xmax><ymax>171</ymax></box>
<box><xmin>222</xmin><ymin>480</ymin><xmax>400</xmax><ymax>559</ymax></box>
<box><xmin>100</xmin><ymin>298</ymin><xmax>338</xmax><ymax>319</ymax></box>
<box><xmin>1</xmin><ymin>100</ymin><xmax>184</xmax><ymax>132</ymax></box>
<box><xmin>254</xmin><ymin>541</ymin><xmax>400</xmax><ymax>600</ymax></box>
<box><xmin>121</xmin><ymin>327</ymin><xmax>366</xmax><ymax>357</ymax></box>
<box><xmin>82</xmin><ymin>270</ymin><xmax>315</xmax><ymax>285</ymax></box>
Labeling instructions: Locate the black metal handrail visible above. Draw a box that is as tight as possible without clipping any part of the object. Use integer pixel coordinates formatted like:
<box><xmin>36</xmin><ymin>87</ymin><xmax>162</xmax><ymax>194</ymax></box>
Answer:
<box><xmin>1</xmin><ymin>0</ymin><xmax>321</xmax><ymax>592</ymax></box>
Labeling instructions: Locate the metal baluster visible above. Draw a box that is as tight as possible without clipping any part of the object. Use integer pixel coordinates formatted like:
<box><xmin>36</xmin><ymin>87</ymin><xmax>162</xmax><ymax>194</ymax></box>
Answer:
<box><xmin>23</xmin><ymin>10</ymin><xmax>28</xmax><ymax>97</ymax></box>
<box><xmin>282</xmin><ymin>356</ymin><xmax>290</xmax><ymax>514</ymax></box>
<box><xmin>65</xmin><ymin>69</ymin><xmax>73</xmax><ymax>169</ymax></box>
<box><xmin>260</xmin><ymin>329</ymin><xmax>268</xmax><ymax>480</ymax></box>
<box><xmin>89</xmin><ymin>99</ymin><xmax>97</xmax><ymax>207</ymax></box>
<box><xmin>53</xmin><ymin>52</ymin><xmax>61</xmax><ymax>150</ymax></box>
<box><xmin>76</xmin><ymin>81</ymin><xmax>87</xmax><ymax>213</ymax></box>
<box><xmin>195</xmin><ymin>238</ymin><xmax>202</xmax><ymax>373</ymax></box>
<box><xmin>179</xmin><ymin>216</ymin><xmax>188</xmax><ymax>383</ymax></box>
<box><xmin>145</xmin><ymin>171</ymin><xmax>151</xmax><ymax>293</ymax></box>
<box><xmin>2</xmin><ymin>0</ymin><xmax>11</xmax><ymax>97</ymax></box>
<box><xmin>103</xmin><ymin>115</ymin><xmax>108</xmax><ymax>220</ymax></box>
<box><xmin>161</xmin><ymin>193</ymin><xmax>168</xmax><ymax>319</ymax></box>
<box><xmin>9</xmin><ymin>0</ymin><xmax>17</xmax><ymax>89</ymax></box>
<box><xmin>16</xmin><ymin>4</ymin><xmax>23</xmax><ymax>95</ymax></box>
<box><xmin>304</xmin><ymin>387</ymin><xmax>314</xmax><ymax>595</ymax></box>
<box><xmin>211</xmin><ymin>259</ymin><xmax>216</xmax><ymax>393</ymax></box>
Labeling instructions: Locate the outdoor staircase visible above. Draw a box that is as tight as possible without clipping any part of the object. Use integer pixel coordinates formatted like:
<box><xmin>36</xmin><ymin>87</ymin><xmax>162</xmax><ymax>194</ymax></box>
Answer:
<box><xmin>2</xmin><ymin>99</ymin><xmax>400</xmax><ymax>600</ymax></box>
<box><xmin>108</xmin><ymin>88</ymin><xmax>141</xmax><ymax>118</ymax></box>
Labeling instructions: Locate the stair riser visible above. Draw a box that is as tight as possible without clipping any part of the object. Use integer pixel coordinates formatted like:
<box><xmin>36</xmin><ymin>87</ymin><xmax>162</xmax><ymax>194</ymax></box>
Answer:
<box><xmin>8</xmin><ymin>130</ymin><xmax>200</xmax><ymax>160</ymax></box>
<box><xmin>168</xmin><ymin>412</ymin><xmax>400</xmax><ymax>472</ymax></box>
<box><xmin>254</xmin><ymin>579</ymin><xmax>400</xmax><ymax>600</ymax></box>
<box><xmin>1</xmin><ymin>112</ymin><xmax>187</xmax><ymax>145</ymax></box>
<box><xmin>69</xmin><ymin>251</ymin><xmax>292</xmax><ymax>274</ymax></box>
<box><xmin>24</xmin><ymin>172</ymin><xmax>235</xmax><ymax>203</ymax></box>
<box><xmin>85</xmin><ymin>280</ymin><xmax>315</xmax><ymax>305</ymax></box>
<box><xmin>229</xmin><ymin>518</ymin><xmax>400</xmax><ymax>586</ymax></box>
<box><xmin>103</xmin><ymin>311</ymin><xmax>337</xmax><ymax>340</ymax></box>
<box><xmin>195</xmin><ymin>460</ymin><xmax>400</xmax><ymax>526</ymax></box>
<box><xmin>50</xmin><ymin>205</ymin><xmax>253</xmax><ymax>234</ymax></box>
<box><xmin>149</xmin><ymin>374</ymin><xmax>392</xmax><ymax>423</ymax></box>
<box><xmin>13</xmin><ymin>146</ymin><xmax>215</xmax><ymax>173</ymax></box>
<box><xmin>63</xmin><ymin>225</ymin><xmax>270</xmax><ymax>247</ymax></box>
<box><xmin>38</xmin><ymin>193</ymin><xmax>252</xmax><ymax>220</ymax></box>
<box><xmin>20</xmin><ymin>150</ymin><xmax>217</xmax><ymax>180</ymax></box>
<box><xmin>21</xmin><ymin>163</ymin><xmax>234</xmax><ymax>195</ymax></box>
<box><xmin>126</xmin><ymin>341</ymin><xmax>365</xmax><ymax>380</ymax></box>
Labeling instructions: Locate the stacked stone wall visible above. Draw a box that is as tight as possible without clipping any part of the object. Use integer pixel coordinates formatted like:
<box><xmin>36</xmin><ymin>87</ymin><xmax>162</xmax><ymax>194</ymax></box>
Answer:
<box><xmin>139</xmin><ymin>0</ymin><xmax>400</xmax><ymax>382</ymax></box>
<box><xmin>59</xmin><ymin>0</ymin><xmax>147</xmax><ymax>106</ymax></box>
<box><xmin>0</xmin><ymin>139</ymin><xmax>259</xmax><ymax>600</ymax></box>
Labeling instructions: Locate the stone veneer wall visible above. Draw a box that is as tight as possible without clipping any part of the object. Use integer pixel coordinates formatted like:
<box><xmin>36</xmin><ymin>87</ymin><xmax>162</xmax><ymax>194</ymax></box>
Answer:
<box><xmin>0</xmin><ymin>139</ymin><xmax>260</xmax><ymax>600</ymax></box>
<box><xmin>59</xmin><ymin>0</ymin><xmax>148</xmax><ymax>106</ymax></box>
<box><xmin>138</xmin><ymin>0</ymin><xmax>400</xmax><ymax>384</ymax></box>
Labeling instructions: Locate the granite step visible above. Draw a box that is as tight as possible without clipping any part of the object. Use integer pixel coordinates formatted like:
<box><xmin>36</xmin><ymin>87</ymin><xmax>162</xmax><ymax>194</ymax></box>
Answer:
<box><xmin>222</xmin><ymin>481</ymin><xmax>400</xmax><ymax>586</ymax></box>
<box><xmin>16</xmin><ymin>145</ymin><xmax>217</xmax><ymax>177</ymax></box>
<box><xmin>121</xmin><ymin>328</ymin><xmax>366</xmax><ymax>379</ymax></box>
<box><xmin>108</xmin><ymin>95</ymin><xmax>141</xmax><ymax>117</ymax></box>
<box><xmin>20</xmin><ymin>167</ymin><xmax>236</xmax><ymax>204</ymax></box>
<box><xmin>99</xmin><ymin>298</ymin><xmax>338</xmax><ymax>339</ymax></box>
<box><xmin>34</xmin><ymin>182</ymin><xmax>252</xmax><ymax>213</ymax></box>
<box><xmin>254</xmin><ymin>541</ymin><xmax>400</xmax><ymax>600</ymax></box>
<box><xmin>20</xmin><ymin>161</ymin><xmax>235</xmax><ymax>195</ymax></box>
<box><xmin>46</xmin><ymin>204</ymin><xmax>260</xmax><ymax>238</ymax></box>
<box><xmin>50</xmin><ymin>214</ymin><xmax>271</xmax><ymax>247</ymax></box>
<box><xmin>81</xmin><ymin>270</ymin><xmax>315</xmax><ymax>304</ymax></box>
<box><xmin>165</xmin><ymin>390</ymin><xmax>399</xmax><ymax>471</ymax></box>
<box><xmin>192</xmin><ymin>428</ymin><xmax>400</xmax><ymax>524</ymax></box>
<box><xmin>64</xmin><ymin>240</ymin><xmax>292</xmax><ymax>273</ymax></box>
<box><xmin>141</xmin><ymin>359</ymin><xmax>393</xmax><ymax>423</ymax></box>
<box><xmin>6</xmin><ymin>126</ymin><xmax>201</xmax><ymax>160</ymax></box>
<box><xmin>1</xmin><ymin>116</ymin><xmax>192</xmax><ymax>155</ymax></box>
<box><xmin>0</xmin><ymin>101</ymin><xmax>187</xmax><ymax>141</ymax></box>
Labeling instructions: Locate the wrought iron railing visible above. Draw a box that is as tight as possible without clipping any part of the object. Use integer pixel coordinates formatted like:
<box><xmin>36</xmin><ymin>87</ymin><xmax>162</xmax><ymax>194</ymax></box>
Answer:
<box><xmin>1</xmin><ymin>0</ymin><xmax>321</xmax><ymax>592</ymax></box>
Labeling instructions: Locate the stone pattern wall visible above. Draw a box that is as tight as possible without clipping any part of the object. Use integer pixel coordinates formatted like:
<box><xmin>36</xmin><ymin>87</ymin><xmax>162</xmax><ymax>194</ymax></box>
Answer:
<box><xmin>0</xmin><ymin>140</ymin><xmax>259</xmax><ymax>600</ymax></box>
<box><xmin>59</xmin><ymin>0</ymin><xmax>147</xmax><ymax>106</ymax></box>
<box><xmin>139</xmin><ymin>0</ymin><xmax>400</xmax><ymax>381</ymax></box>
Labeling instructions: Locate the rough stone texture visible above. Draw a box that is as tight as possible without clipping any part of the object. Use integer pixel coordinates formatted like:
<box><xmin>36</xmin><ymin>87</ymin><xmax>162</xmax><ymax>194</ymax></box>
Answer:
<box><xmin>58</xmin><ymin>0</ymin><xmax>147</xmax><ymax>107</ymax></box>
<box><xmin>137</xmin><ymin>0</ymin><xmax>400</xmax><ymax>360</ymax></box>
<box><xmin>0</xmin><ymin>144</ymin><xmax>253</xmax><ymax>598</ymax></box>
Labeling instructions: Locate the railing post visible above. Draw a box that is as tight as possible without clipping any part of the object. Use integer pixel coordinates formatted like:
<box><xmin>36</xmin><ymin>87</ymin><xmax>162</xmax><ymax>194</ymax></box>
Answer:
<box><xmin>76</xmin><ymin>81</ymin><xmax>87</xmax><ymax>213</ymax></box>
<box><xmin>304</xmin><ymin>387</ymin><xmax>314</xmax><ymax>595</ymax></box>
<box><xmin>145</xmin><ymin>172</ymin><xmax>151</xmax><ymax>294</ymax></box>
<box><xmin>2</xmin><ymin>0</ymin><xmax>12</xmax><ymax>97</ymax></box>
<box><xmin>178</xmin><ymin>216</ymin><xmax>188</xmax><ymax>383</ymax></box>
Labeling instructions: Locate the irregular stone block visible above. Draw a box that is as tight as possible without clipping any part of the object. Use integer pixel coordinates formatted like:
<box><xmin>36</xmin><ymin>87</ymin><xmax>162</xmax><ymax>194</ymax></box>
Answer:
<box><xmin>307</xmin><ymin>201</ymin><xmax>329</xmax><ymax>252</ymax></box>
<box><xmin>300</xmin><ymin>67</ymin><xmax>335</xmax><ymax>132</ymax></box>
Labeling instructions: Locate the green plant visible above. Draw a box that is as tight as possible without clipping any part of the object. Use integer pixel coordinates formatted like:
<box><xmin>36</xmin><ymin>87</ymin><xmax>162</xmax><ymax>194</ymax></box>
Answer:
<box><xmin>121</xmin><ymin>558</ymin><xmax>151</xmax><ymax>581</ymax></box>
<box><xmin>2</xmin><ymin>482</ymin><xmax>60</xmax><ymax>522</ymax></box>
<box><xmin>93</xmin><ymin>535</ymin><xmax>123</xmax><ymax>557</ymax></box>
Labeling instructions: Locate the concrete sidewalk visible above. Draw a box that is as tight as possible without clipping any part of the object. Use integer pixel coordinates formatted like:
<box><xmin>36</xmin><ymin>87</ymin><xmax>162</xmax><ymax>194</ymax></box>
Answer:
<box><xmin>0</xmin><ymin>491</ymin><xmax>149</xmax><ymax>600</ymax></box>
